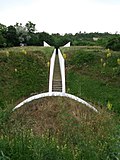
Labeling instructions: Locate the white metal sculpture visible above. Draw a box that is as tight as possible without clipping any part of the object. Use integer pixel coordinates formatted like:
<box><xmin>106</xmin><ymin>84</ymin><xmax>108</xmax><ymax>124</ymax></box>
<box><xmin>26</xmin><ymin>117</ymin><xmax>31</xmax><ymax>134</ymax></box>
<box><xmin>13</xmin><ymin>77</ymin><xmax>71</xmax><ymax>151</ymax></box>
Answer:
<box><xmin>13</xmin><ymin>92</ymin><xmax>98</xmax><ymax>112</ymax></box>
<box><xmin>63</xmin><ymin>42</ymin><xmax>70</xmax><ymax>47</ymax></box>
<box><xmin>49</xmin><ymin>49</ymin><xmax>56</xmax><ymax>92</ymax></box>
<box><xmin>13</xmin><ymin>49</ymin><xmax>98</xmax><ymax>112</ymax></box>
<box><xmin>58</xmin><ymin>49</ymin><xmax>66</xmax><ymax>93</ymax></box>
<box><xmin>43</xmin><ymin>41</ymin><xmax>51</xmax><ymax>47</ymax></box>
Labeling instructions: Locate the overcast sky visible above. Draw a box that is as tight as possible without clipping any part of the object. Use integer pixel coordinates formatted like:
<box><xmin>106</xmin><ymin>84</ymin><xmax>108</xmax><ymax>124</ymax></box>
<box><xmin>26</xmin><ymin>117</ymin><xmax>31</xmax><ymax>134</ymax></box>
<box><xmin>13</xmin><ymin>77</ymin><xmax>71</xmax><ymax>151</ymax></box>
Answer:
<box><xmin>0</xmin><ymin>0</ymin><xmax>120</xmax><ymax>34</ymax></box>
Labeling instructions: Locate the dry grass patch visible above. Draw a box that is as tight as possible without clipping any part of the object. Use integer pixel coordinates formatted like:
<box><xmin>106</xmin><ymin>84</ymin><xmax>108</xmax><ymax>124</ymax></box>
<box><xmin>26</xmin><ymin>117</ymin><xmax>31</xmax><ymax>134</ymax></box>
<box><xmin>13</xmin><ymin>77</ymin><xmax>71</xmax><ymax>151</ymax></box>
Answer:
<box><xmin>8</xmin><ymin>97</ymin><xmax>116</xmax><ymax>139</ymax></box>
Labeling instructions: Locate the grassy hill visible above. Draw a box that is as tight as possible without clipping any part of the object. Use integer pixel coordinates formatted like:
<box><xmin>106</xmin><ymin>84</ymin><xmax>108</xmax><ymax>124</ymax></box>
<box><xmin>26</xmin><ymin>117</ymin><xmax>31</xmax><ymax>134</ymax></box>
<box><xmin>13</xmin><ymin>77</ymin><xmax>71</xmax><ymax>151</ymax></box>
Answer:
<box><xmin>62</xmin><ymin>46</ymin><xmax>120</xmax><ymax>113</ymax></box>
<box><xmin>0</xmin><ymin>46</ymin><xmax>54</xmax><ymax>109</ymax></box>
<box><xmin>0</xmin><ymin>46</ymin><xmax>120</xmax><ymax>160</ymax></box>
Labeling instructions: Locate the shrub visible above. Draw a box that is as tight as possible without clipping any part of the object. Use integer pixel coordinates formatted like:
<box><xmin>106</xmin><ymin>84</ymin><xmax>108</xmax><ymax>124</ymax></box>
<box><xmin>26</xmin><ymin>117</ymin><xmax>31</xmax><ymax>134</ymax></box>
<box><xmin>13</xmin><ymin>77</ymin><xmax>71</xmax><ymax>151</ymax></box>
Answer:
<box><xmin>106</xmin><ymin>37</ymin><xmax>120</xmax><ymax>51</ymax></box>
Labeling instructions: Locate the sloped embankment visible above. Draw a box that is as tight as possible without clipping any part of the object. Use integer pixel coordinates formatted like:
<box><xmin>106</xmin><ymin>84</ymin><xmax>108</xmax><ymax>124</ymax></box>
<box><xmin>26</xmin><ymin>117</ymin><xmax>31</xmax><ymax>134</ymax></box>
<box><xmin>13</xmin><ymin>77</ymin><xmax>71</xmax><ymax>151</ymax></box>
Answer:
<box><xmin>0</xmin><ymin>47</ymin><xmax>52</xmax><ymax>109</ymax></box>
<box><xmin>1</xmin><ymin>97</ymin><xmax>119</xmax><ymax>159</ymax></box>
<box><xmin>9</xmin><ymin>97</ymin><xmax>115</xmax><ymax>137</ymax></box>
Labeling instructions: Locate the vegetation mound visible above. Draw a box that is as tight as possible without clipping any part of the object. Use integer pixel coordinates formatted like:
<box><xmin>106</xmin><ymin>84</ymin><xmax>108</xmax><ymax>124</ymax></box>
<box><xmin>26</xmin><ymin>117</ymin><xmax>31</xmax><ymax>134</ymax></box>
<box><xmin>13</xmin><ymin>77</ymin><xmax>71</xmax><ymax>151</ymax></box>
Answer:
<box><xmin>1</xmin><ymin>97</ymin><xmax>119</xmax><ymax>160</ymax></box>
<box><xmin>0</xmin><ymin>46</ymin><xmax>119</xmax><ymax>159</ymax></box>
<box><xmin>10</xmin><ymin>97</ymin><xmax>96</xmax><ymax>135</ymax></box>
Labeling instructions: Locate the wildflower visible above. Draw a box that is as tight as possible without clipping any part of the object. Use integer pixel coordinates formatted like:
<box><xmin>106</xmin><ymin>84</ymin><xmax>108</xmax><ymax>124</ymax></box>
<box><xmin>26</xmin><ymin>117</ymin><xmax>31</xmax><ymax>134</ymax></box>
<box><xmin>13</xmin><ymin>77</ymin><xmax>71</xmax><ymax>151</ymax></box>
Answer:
<box><xmin>106</xmin><ymin>48</ymin><xmax>110</xmax><ymax>54</ymax></box>
<box><xmin>107</xmin><ymin>48</ymin><xmax>110</xmax><ymax>52</ymax></box>
<box><xmin>6</xmin><ymin>51</ymin><xmax>9</xmax><ymax>57</ymax></box>
<box><xmin>15</xmin><ymin>68</ymin><xmax>17</xmax><ymax>72</ymax></box>
<box><xmin>107</xmin><ymin>101</ymin><xmax>112</xmax><ymax>110</ymax></box>
<box><xmin>63</xmin><ymin>53</ymin><xmax>67</xmax><ymax>59</ymax></box>
<box><xmin>47</xmin><ymin>61</ymin><xmax>50</xmax><ymax>67</ymax></box>
<box><xmin>117</xmin><ymin>58</ymin><xmax>120</xmax><ymax>65</ymax></box>
<box><xmin>57</xmin><ymin>145</ymin><xmax>60</xmax><ymax>149</ymax></box>
<box><xmin>107</xmin><ymin>52</ymin><xmax>112</xmax><ymax>58</ymax></box>
<box><xmin>22</xmin><ymin>49</ymin><xmax>27</xmax><ymax>55</ymax></box>
<box><xmin>30</xmin><ymin>129</ymin><xmax>33</xmax><ymax>137</ymax></box>
<box><xmin>103</xmin><ymin>63</ymin><xmax>106</xmax><ymax>67</ymax></box>
<box><xmin>100</xmin><ymin>58</ymin><xmax>103</xmax><ymax>63</ymax></box>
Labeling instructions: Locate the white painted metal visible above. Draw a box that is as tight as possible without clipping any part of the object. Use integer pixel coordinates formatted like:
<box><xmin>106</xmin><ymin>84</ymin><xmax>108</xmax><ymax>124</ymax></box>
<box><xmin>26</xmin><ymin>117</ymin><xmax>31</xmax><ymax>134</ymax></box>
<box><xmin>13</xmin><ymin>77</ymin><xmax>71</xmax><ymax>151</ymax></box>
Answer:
<box><xmin>49</xmin><ymin>49</ymin><xmax>56</xmax><ymax>92</ymax></box>
<box><xmin>43</xmin><ymin>41</ymin><xmax>51</xmax><ymax>47</ymax></box>
<box><xmin>63</xmin><ymin>42</ymin><xmax>70</xmax><ymax>47</ymax></box>
<box><xmin>13</xmin><ymin>48</ymin><xmax>98</xmax><ymax>113</ymax></box>
<box><xmin>13</xmin><ymin>92</ymin><xmax>98</xmax><ymax>112</ymax></box>
<box><xmin>58</xmin><ymin>49</ymin><xmax>66</xmax><ymax>93</ymax></box>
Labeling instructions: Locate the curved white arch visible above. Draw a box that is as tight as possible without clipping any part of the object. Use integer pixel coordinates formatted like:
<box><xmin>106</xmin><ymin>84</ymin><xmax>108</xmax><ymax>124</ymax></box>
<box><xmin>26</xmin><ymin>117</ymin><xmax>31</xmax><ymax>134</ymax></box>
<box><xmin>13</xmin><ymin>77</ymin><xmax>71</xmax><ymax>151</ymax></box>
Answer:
<box><xmin>13</xmin><ymin>92</ymin><xmax>98</xmax><ymax>112</ymax></box>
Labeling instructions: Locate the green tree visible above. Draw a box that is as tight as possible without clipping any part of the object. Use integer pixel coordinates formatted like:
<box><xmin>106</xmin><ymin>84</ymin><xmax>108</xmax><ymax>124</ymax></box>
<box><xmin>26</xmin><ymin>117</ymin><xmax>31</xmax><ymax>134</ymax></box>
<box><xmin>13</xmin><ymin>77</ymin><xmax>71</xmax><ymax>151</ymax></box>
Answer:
<box><xmin>38</xmin><ymin>32</ymin><xmax>53</xmax><ymax>46</ymax></box>
<box><xmin>27</xmin><ymin>33</ymin><xmax>39</xmax><ymax>46</ymax></box>
<box><xmin>0</xmin><ymin>23</ymin><xmax>7</xmax><ymax>47</ymax></box>
<box><xmin>14</xmin><ymin>22</ymin><xmax>30</xmax><ymax>45</ymax></box>
<box><xmin>25</xmin><ymin>21</ymin><xmax>36</xmax><ymax>33</ymax></box>
<box><xmin>6</xmin><ymin>25</ymin><xmax>19</xmax><ymax>46</ymax></box>
<box><xmin>25</xmin><ymin>21</ymin><xmax>37</xmax><ymax>45</ymax></box>
<box><xmin>0</xmin><ymin>33</ymin><xmax>6</xmax><ymax>47</ymax></box>
<box><xmin>0</xmin><ymin>23</ymin><xmax>7</xmax><ymax>35</ymax></box>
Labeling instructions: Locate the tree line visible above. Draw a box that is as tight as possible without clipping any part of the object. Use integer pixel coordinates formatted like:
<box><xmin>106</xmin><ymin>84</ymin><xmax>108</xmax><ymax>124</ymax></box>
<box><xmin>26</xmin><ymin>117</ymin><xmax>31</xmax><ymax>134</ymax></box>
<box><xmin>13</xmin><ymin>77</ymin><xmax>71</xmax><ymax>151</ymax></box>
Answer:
<box><xmin>0</xmin><ymin>21</ymin><xmax>120</xmax><ymax>50</ymax></box>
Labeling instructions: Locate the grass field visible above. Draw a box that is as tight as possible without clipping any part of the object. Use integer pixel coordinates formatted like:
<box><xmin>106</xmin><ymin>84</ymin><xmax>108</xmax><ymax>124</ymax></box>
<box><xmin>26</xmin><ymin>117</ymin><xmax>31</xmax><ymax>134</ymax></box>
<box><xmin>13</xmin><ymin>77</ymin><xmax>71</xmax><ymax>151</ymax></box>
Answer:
<box><xmin>62</xmin><ymin>46</ymin><xmax>120</xmax><ymax>113</ymax></box>
<box><xmin>0</xmin><ymin>46</ymin><xmax>120</xmax><ymax>159</ymax></box>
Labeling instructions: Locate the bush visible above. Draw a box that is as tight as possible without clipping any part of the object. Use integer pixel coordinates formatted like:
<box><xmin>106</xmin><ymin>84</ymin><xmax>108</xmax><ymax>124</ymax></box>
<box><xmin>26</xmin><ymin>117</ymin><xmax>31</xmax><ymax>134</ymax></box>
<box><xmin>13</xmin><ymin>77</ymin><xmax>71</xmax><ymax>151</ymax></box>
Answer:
<box><xmin>106</xmin><ymin>37</ymin><xmax>120</xmax><ymax>51</ymax></box>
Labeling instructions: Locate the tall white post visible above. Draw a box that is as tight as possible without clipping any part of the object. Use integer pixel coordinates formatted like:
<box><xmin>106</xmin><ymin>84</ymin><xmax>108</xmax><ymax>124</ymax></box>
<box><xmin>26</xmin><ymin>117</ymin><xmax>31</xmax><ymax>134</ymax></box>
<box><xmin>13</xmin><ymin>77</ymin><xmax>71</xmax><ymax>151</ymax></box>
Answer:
<box><xmin>58</xmin><ymin>49</ymin><xmax>66</xmax><ymax>93</ymax></box>
<box><xmin>49</xmin><ymin>49</ymin><xmax>56</xmax><ymax>92</ymax></box>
